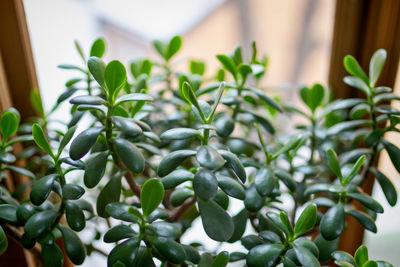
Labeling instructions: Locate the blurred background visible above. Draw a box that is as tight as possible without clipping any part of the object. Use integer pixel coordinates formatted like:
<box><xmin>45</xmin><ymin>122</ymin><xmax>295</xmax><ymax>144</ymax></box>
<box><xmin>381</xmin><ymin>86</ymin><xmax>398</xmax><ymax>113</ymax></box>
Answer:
<box><xmin>20</xmin><ymin>0</ymin><xmax>400</xmax><ymax>265</ymax></box>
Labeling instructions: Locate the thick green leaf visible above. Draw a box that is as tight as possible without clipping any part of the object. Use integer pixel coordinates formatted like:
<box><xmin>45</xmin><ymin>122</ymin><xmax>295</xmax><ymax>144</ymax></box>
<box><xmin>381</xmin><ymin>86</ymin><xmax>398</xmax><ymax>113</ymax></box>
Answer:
<box><xmin>190</xmin><ymin>60</ymin><xmax>205</xmax><ymax>75</ymax></box>
<box><xmin>30</xmin><ymin>174</ymin><xmax>57</xmax><ymax>205</ymax></box>
<box><xmin>293</xmin><ymin>244</ymin><xmax>320</xmax><ymax>267</ymax></box>
<box><xmin>105</xmin><ymin>203</ymin><xmax>141</xmax><ymax>223</ymax></box>
<box><xmin>246</xmin><ymin>243</ymin><xmax>284</xmax><ymax>267</ymax></box>
<box><xmin>228</xmin><ymin>209</ymin><xmax>248</xmax><ymax>243</ymax></box>
<box><xmin>196</xmin><ymin>146</ymin><xmax>225</xmax><ymax>171</ymax></box>
<box><xmin>4</xmin><ymin>166</ymin><xmax>35</xmax><ymax>179</ymax></box>
<box><xmin>170</xmin><ymin>188</ymin><xmax>193</xmax><ymax>207</ymax></box>
<box><xmin>254</xmin><ymin>167</ymin><xmax>275</xmax><ymax>196</ymax></box>
<box><xmin>370</xmin><ymin>168</ymin><xmax>397</xmax><ymax>206</ymax></box>
<box><xmin>382</xmin><ymin>139</ymin><xmax>400</xmax><ymax>174</ymax></box>
<box><xmin>355</xmin><ymin>245</ymin><xmax>369</xmax><ymax>267</ymax></box>
<box><xmin>198</xmin><ymin>199</ymin><xmax>234</xmax><ymax>241</ymax></box>
<box><xmin>69</xmin><ymin>127</ymin><xmax>102</xmax><ymax>160</ymax></box>
<box><xmin>60</xmin><ymin>225</ymin><xmax>86</xmax><ymax>265</ymax></box>
<box><xmin>266</xmin><ymin>211</ymin><xmax>293</xmax><ymax>238</ymax></box>
<box><xmin>41</xmin><ymin>244</ymin><xmax>64</xmax><ymax>267</ymax></box>
<box><xmin>90</xmin><ymin>38</ymin><xmax>106</xmax><ymax>58</ymax></box>
<box><xmin>112</xmin><ymin>117</ymin><xmax>143</xmax><ymax>137</ymax></box>
<box><xmin>104</xmin><ymin>225</ymin><xmax>136</xmax><ymax>243</ymax></box>
<box><xmin>114</xmin><ymin>138</ymin><xmax>145</xmax><ymax>174</ymax></box>
<box><xmin>0</xmin><ymin>111</ymin><xmax>19</xmax><ymax>141</ymax></box>
<box><xmin>84</xmin><ymin>151</ymin><xmax>108</xmax><ymax>188</ymax></box>
<box><xmin>147</xmin><ymin>221</ymin><xmax>181</xmax><ymax>239</ymax></box>
<box><xmin>108</xmin><ymin>237</ymin><xmax>140</xmax><ymax>267</ymax></box>
<box><xmin>0</xmin><ymin>204</ymin><xmax>18</xmax><ymax>224</ymax></box>
<box><xmin>327</xmin><ymin>120</ymin><xmax>370</xmax><ymax>136</ymax></box>
<box><xmin>104</xmin><ymin>60</ymin><xmax>127</xmax><ymax>97</ymax></box>
<box><xmin>66</xmin><ymin>201</ymin><xmax>86</xmax><ymax>231</ymax></box>
<box><xmin>314</xmin><ymin>234</ymin><xmax>339</xmax><ymax>263</ymax></box>
<box><xmin>30</xmin><ymin>90</ymin><xmax>45</xmax><ymax>118</ymax></box>
<box><xmin>294</xmin><ymin>203</ymin><xmax>317</xmax><ymax>237</ymax></box>
<box><xmin>193</xmin><ymin>168</ymin><xmax>218</xmax><ymax>201</ymax></box>
<box><xmin>153</xmin><ymin>237</ymin><xmax>186</xmax><ymax>264</ymax></box>
<box><xmin>343</xmin><ymin>76</ymin><xmax>370</xmax><ymax>95</ymax></box>
<box><xmin>244</xmin><ymin>185</ymin><xmax>264</xmax><ymax>212</ymax></box>
<box><xmin>165</xmin><ymin>36</ymin><xmax>182</xmax><ymax>60</ymax></box>
<box><xmin>308</xmin><ymin>83</ymin><xmax>324</xmax><ymax>112</ymax></box>
<box><xmin>32</xmin><ymin>123</ymin><xmax>54</xmax><ymax>157</ymax></box>
<box><xmin>182</xmin><ymin>245</ymin><xmax>201</xmax><ymax>264</ymax></box>
<box><xmin>347</xmin><ymin>209</ymin><xmax>377</xmax><ymax>233</ymax></box>
<box><xmin>16</xmin><ymin>204</ymin><xmax>35</xmax><ymax>223</ymax></box>
<box><xmin>274</xmin><ymin>169</ymin><xmax>296</xmax><ymax>191</ymax></box>
<box><xmin>320</xmin><ymin>204</ymin><xmax>345</xmax><ymax>240</ymax></box>
<box><xmin>0</xmin><ymin>226</ymin><xmax>8</xmax><ymax>256</ymax></box>
<box><xmin>161</xmin><ymin>128</ymin><xmax>201</xmax><ymax>140</ymax></box>
<box><xmin>369</xmin><ymin>49</ymin><xmax>387</xmax><ymax>87</ymax></box>
<box><xmin>58</xmin><ymin>125</ymin><xmax>77</xmax><ymax>156</ymax></box>
<box><xmin>157</xmin><ymin>150</ymin><xmax>196</xmax><ymax>177</ymax></box>
<box><xmin>216</xmin><ymin>174</ymin><xmax>245</xmax><ymax>200</ymax></box>
<box><xmin>70</xmin><ymin>95</ymin><xmax>106</xmax><ymax>106</ymax></box>
<box><xmin>332</xmin><ymin>251</ymin><xmax>356</xmax><ymax>265</ymax></box>
<box><xmin>62</xmin><ymin>184</ymin><xmax>85</xmax><ymax>200</ymax></box>
<box><xmin>215</xmin><ymin>115</ymin><xmax>235</xmax><ymax>137</ymax></box>
<box><xmin>326</xmin><ymin>148</ymin><xmax>343</xmax><ymax>180</ymax></box>
<box><xmin>344</xmin><ymin>155</ymin><xmax>365</xmax><ymax>184</ymax></box>
<box><xmin>141</xmin><ymin>178</ymin><xmax>164</xmax><ymax>217</ymax></box>
<box><xmin>216</xmin><ymin>55</ymin><xmax>237</xmax><ymax>81</ymax></box>
<box><xmin>347</xmin><ymin>193</ymin><xmax>383</xmax><ymax>213</ymax></box>
<box><xmin>212</xmin><ymin>251</ymin><xmax>229</xmax><ymax>267</ymax></box>
<box><xmin>115</xmin><ymin>93</ymin><xmax>153</xmax><ymax>105</ymax></box>
<box><xmin>88</xmin><ymin>56</ymin><xmax>106</xmax><ymax>89</ymax></box>
<box><xmin>238</xmin><ymin>64</ymin><xmax>252</xmax><ymax>82</ymax></box>
<box><xmin>218</xmin><ymin>149</ymin><xmax>246</xmax><ymax>183</ymax></box>
<box><xmin>97</xmin><ymin>175</ymin><xmax>121</xmax><ymax>217</ymax></box>
<box><xmin>344</xmin><ymin>55</ymin><xmax>369</xmax><ymax>86</ymax></box>
<box><xmin>25</xmin><ymin>210</ymin><xmax>58</xmax><ymax>239</ymax></box>
<box><xmin>161</xmin><ymin>169</ymin><xmax>194</xmax><ymax>189</ymax></box>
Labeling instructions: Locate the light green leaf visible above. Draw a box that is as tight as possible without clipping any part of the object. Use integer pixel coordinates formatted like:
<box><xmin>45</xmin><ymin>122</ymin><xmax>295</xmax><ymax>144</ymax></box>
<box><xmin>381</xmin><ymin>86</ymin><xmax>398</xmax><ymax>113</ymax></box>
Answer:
<box><xmin>141</xmin><ymin>178</ymin><xmax>164</xmax><ymax>217</ymax></box>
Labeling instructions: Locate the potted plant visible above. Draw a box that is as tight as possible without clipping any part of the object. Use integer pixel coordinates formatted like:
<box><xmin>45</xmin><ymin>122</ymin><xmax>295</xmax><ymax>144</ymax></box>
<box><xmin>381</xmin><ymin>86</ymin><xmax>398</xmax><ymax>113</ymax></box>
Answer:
<box><xmin>0</xmin><ymin>36</ymin><xmax>397</xmax><ymax>266</ymax></box>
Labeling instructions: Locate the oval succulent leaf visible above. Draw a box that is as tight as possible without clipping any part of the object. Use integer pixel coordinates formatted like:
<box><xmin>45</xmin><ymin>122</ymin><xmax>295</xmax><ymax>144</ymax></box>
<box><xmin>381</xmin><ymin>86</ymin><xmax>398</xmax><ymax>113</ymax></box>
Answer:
<box><xmin>59</xmin><ymin>225</ymin><xmax>86</xmax><ymax>265</ymax></box>
<box><xmin>198</xmin><ymin>199</ymin><xmax>234</xmax><ymax>241</ymax></box>
<box><xmin>382</xmin><ymin>140</ymin><xmax>400</xmax><ymax>174</ymax></box>
<box><xmin>84</xmin><ymin>151</ymin><xmax>108</xmax><ymax>188</ymax></box>
<box><xmin>88</xmin><ymin>57</ymin><xmax>106</xmax><ymax>89</ymax></box>
<box><xmin>108</xmin><ymin>237</ymin><xmax>140</xmax><ymax>267</ymax></box>
<box><xmin>105</xmin><ymin>203</ymin><xmax>141</xmax><ymax>223</ymax></box>
<box><xmin>246</xmin><ymin>243</ymin><xmax>285</xmax><ymax>267</ymax></box>
<box><xmin>254</xmin><ymin>167</ymin><xmax>275</xmax><ymax>196</ymax></box>
<box><xmin>97</xmin><ymin>175</ymin><xmax>122</xmax><ymax>218</ymax></box>
<box><xmin>157</xmin><ymin>150</ymin><xmax>196</xmax><ymax>177</ymax></box>
<box><xmin>62</xmin><ymin>184</ymin><xmax>85</xmax><ymax>200</ymax></box>
<box><xmin>0</xmin><ymin>204</ymin><xmax>18</xmax><ymax>224</ymax></box>
<box><xmin>69</xmin><ymin>127</ymin><xmax>103</xmax><ymax>160</ymax></box>
<box><xmin>141</xmin><ymin>178</ymin><xmax>164</xmax><ymax>217</ymax></box>
<box><xmin>104</xmin><ymin>60</ymin><xmax>127</xmax><ymax>97</ymax></box>
<box><xmin>216</xmin><ymin>174</ymin><xmax>245</xmax><ymax>200</ymax></box>
<box><xmin>193</xmin><ymin>168</ymin><xmax>218</xmax><ymax>201</ymax></box>
<box><xmin>104</xmin><ymin>225</ymin><xmax>136</xmax><ymax>243</ymax></box>
<box><xmin>25</xmin><ymin>210</ymin><xmax>58</xmax><ymax>239</ymax></box>
<box><xmin>161</xmin><ymin>128</ymin><xmax>201</xmax><ymax>140</ymax></box>
<box><xmin>90</xmin><ymin>38</ymin><xmax>106</xmax><ymax>58</ymax></box>
<box><xmin>32</xmin><ymin>123</ymin><xmax>54</xmax><ymax>157</ymax></box>
<box><xmin>320</xmin><ymin>204</ymin><xmax>345</xmax><ymax>240</ymax></box>
<box><xmin>161</xmin><ymin>169</ymin><xmax>194</xmax><ymax>189</ymax></box>
<box><xmin>66</xmin><ymin>201</ymin><xmax>86</xmax><ymax>231</ymax></box>
<box><xmin>41</xmin><ymin>244</ymin><xmax>64</xmax><ymax>267</ymax></box>
<box><xmin>244</xmin><ymin>185</ymin><xmax>264</xmax><ymax>212</ymax></box>
<box><xmin>152</xmin><ymin>237</ymin><xmax>186</xmax><ymax>264</ymax></box>
<box><xmin>30</xmin><ymin>174</ymin><xmax>57</xmax><ymax>206</ymax></box>
<box><xmin>112</xmin><ymin>117</ymin><xmax>142</xmax><ymax>137</ymax></box>
<box><xmin>218</xmin><ymin>149</ymin><xmax>246</xmax><ymax>183</ymax></box>
<box><xmin>0</xmin><ymin>111</ymin><xmax>19</xmax><ymax>141</ymax></box>
<box><xmin>294</xmin><ymin>203</ymin><xmax>317</xmax><ymax>237</ymax></box>
<box><xmin>70</xmin><ymin>95</ymin><xmax>106</xmax><ymax>105</ymax></box>
<box><xmin>347</xmin><ymin>193</ymin><xmax>383</xmax><ymax>213</ymax></box>
<box><xmin>114</xmin><ymin>138</ymin><xmax>145</xmax><ymax>174</ymax></box>
<box><xmin>370</xmin><ymin>168</ymin><xmax>397</xmax><ymax>206</ymax></box>
<box><xmin>196</xmin><ymin>146</ymin><xmax>225</xmax><ymax>170</ymax></box>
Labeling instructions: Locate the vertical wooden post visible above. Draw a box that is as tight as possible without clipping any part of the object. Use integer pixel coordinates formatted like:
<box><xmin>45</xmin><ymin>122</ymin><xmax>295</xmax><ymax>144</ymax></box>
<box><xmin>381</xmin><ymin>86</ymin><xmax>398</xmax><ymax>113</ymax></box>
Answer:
<box><xmin>329</xmin><ymin>0</ymin><xmax>400</xmax><ymax>255</ymax></box>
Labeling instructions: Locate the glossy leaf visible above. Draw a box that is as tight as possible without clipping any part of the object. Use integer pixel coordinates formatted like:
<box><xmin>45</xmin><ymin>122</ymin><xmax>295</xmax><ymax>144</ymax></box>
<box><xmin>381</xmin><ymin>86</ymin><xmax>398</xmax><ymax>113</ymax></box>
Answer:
<box><xmin>62</xmin><ymin>184</ymin><xmax>85</xmax><ymax>200</ymax></box>
<box><xmin>347</xmin><ymin>209</ymin><xmax>377</xmax><ymax>233</ymax></box>
<box><xmin>25</xmin><ymin>210</ymin><xmax>58</xmax><ymax>239</ymax></box>
<box><xmin>244</xmin><ymin>185</ymin><xmax>264</xmax><ymax>212</ymax></box>
<box><xmin>66</xmin><ymin>201</ymin><xmax>86</xmax><ymax>231</ymax></box>
<box><xmin>105</xmin><ymin>203</ymin><xmax>141</xmax><ymax>223</ymax></box>
<box><xmin>97</xmin><ymin>175</ymin><xmax>122</xmax><ymax>217</ymax></box>
<box><xmin>88</xmin><ymin>56</ymin><xmax>106</xmax><ymax>89</ymax></box>
<box><xmin>369</xmin><ymin>49</ymin><xmax>387</xmax><ymax>87</ymax></box>
<box><xmin>60</xmin><ymin>225</ymin><xmax>85</xmax><ymax>265</ymax></box>
<box><xmin>104</xmin><ymin>225</ymin><xmax>136</xmax><ymax>243</ymax></box>
<box><xmin>141</xmin><ymin>178</ymin><xmax>164</xmax><ymax>217</ymax></box>
<box><xmin>370</xmin><ymin>168</ymin><xmax>397</xmax><ymax>206</ymax></box>
<box><xmin>152</xmin><ymin>237</ymin><xmax>186</xmax><ymax>264</ymax></box>
<box><xmin>0</xmin><ymin>204</ymin><xmax>18</xmax><ymax>224</ymax></box>
<box><xmin>216</xmin><ymin>174</ymin><xmax>246</xmax><ymax>200</ymax></box>
<box><xmin>161</xmin><ymin>128</ymin><xmax>201</xmax><ymax>140</ymax></box>
<box><xmin>293</xmin><ymin>244</ymin><xmax>320</xmax><ymax>267</ymax></box>
<box><xmin>326</xmin><ymin>148</ymin><xmax>343</xmax><ymax>180</ymax></box>
<box><xmin>320</xmin><ymin>204</ymin><xmax>345</xmax><ymax>240</ymax></box>
<box><xmin>344</xmin><ymin>55</ymin><xmax>369</xmax><ymax>86</ymax></box>
<box><xmin>41</xmin><ymin>244</ymin><xmax>64</xmax><ymax>267</ymax></box>
<box><xmin>90</xmin><ymin>38</ymin><xmax>106</xmax><ymax>58</ymax></box>
<box><xmin>294</xmin><ymin>203</ymin><xmax>317</xmax><ymax>237</ymax></box>
<box><xmin>161</xmin><ymin>169</ymin><xmax>194</xmax><ymax>189</ymax></box>
<box><xmin>254</xmin><ymin>167</ymin><xmax>275</xmax><ymax>196</ymax></box>
<box><xmin>32</xmin><ymin>123</ymin><xmax>54</xmax><ymax>157</ymax></box>
<box><xmin>347</xmin><ymin>193</ymin><xmax>383</xmax><ymax>213</ymax></box>
<box><xmin>0</xmin><ymin>111</ymin><xmax>19</xmax><ymax>141</ymax></box>
<box><xmin>218</xmin><ymin>149</ymin><xmax>246</xmax><ymax>183</ymax></box>
<box><xmin>84</xmin><ymin>152</ymin><xmax>108</xmax><ymax>188</ymax></box>
<box><xmin>69</xmin><ymin>127</ymin><xmax>103</xmax><ymax>160</ymax></box>
<box><xmin>216</xmin><ymin>55</ymin><xmax>237</xmax><ymax>81</ymax></box>
<box><xmin>196</xmin><ymin>146</ymin><xmax>225</xmax><ymax>170</ymax></box>
<box><xmin>30</xmin><ymin>174</ymin><xmax>57</xmax><ymax>205</ymax></box>
<box><xmin>108</xmin><ymin>237</ymin><xmax>140</xmax><ymax>267</ymax></box>
<box><xmin>382</xmin><ymin>140</ymin><xmax>400</xmax><ymax>174</ymax></box>
<box><xmin>246</xmin><ymin>243</ymin><xmax>284</xmax><ymax>267</ymax></box>
<box><xmin>198</xmin><ymin>199</ymin><xmax>234</xmax><ymax>241</ymax></box>
<box><xmin>0</xmin><ymin>226</ymin><xmax>8</xmax><ymax>256</ymax></box>
<box><xmin>193</xmin><ymin>168</ymin><xmax>218</xmax><ymax>201</ymax></box>
<box><xmin>157</xmin><ymin>150</ymin><xmax>196</xmax><ymax>177</ymax></box>
<box><xmin>104</xmin><ymin>60</ymin><xmax>127</xmax><ymax>97</ymax></box>
<box><xmin>114</xmin><ymin>138</ymin><xmax>145</xmax><ymax>174</ymax></box>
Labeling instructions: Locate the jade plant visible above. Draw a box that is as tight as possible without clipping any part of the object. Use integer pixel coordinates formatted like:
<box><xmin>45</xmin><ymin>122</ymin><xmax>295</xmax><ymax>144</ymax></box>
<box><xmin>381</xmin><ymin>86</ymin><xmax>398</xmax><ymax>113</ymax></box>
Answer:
<box><xmin>0</xmin><ymin>36</ymin><xmax>398</xmax><ymax>267</ymax></box>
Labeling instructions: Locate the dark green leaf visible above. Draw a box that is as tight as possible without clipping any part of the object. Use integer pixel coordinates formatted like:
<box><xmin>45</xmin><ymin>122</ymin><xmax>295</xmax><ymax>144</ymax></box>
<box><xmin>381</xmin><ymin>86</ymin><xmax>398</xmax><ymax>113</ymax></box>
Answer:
<box><xmin>218</xmin><ymin>149</ymin><xmax>246</xmax><ymax>183</ymax></box>
<box><xmin>30</xmin><ymin>174</ymin><xmax>57</xmax><ymax>205</ymax></box>
<box><xmin>4</xmin><ymin>166</ymin><xmax>35</xmax><ymax>179</ymax></box>
<box><xmin>112</xmin><ymin>117</ymin><xmax>142</xmax><ymax>137</ymax></box>
<box><xmin>105</xmin><ymin>203</ymin><xmax>141</xmax><ymax>223</ymax></box>
<box><xmin>193</xmin><ymin>168</ymin><xmax>218</xmax><ymax>201</ymax></box>
<box><xmin>16</xmin><ymin>204</ymin><xmax>35</xmax><ymax>223</ymax></box>
<box><xmin>212</xmin><ymin>251</ymin><xmax>229</xmax><ymax>267</ymax></box>
<box><xmin>326</xmin><ymin>148</ymin><xmax>343</xmax><ymax>180</ymax></box>
<box><xmin>170</xmin><ymin>188</ymin><xmax>193</xmax><ymax>207</ymax></box>
<box><xmin>293</xmin><ymin>244</ymin><xmax>320</xmax><ymax>267</ymax></box>
<box><xmin>157</xmin><ymin>150</ymin><xmax>196</xmax><ymax>177</ymax></box>
<box><xmin>196</xmin><ymin>146</ymin><xmax>225</xmax><ymax>170</ymax></box>
<box><xmin>58</xmin><ymin>125</ymin><xmax>77</xmax><ymax>155</ymax></box>
<box><xmin>69</xmin><ymin>127</ymin><xmax>102</xmax><ymax>160</ymax></box>
<box><xmin>97</xmin><ymin>175</ymin><xmax>121</xmax><ymax>217</ymax></box>
<box><xmin>347</xmin><ymin>193</ymin><xmax>383</xmax><ymax>213</ymax></box>
<box><xmin>344</xmin><ymin>55</ymin><xmax>369</xmax><ymax>86</ymax></box>
<box><xmin>141</xmin><ymin>178</ymin><xmax>164</xmax><ymax>217</ymax></box>
<box><xmin>161</xmin><ymin>128</ymin><xmax>201</xmax><ymax>140</ymax></box>
<box><xmin>346</xmin><ymin>209</ymin><xmax>377</xmax><ymax>233</ymax></box>
<box><xmin>244</xmin><ymin>185</ymin><xmax>264</xmax><ymax>212</ymax></box>
<box><xmin>228</xmin><ymin>209</ymin><xmax>248</xmax><ymax>243</ymax></box>
<box><xmin>88</xmin><ymin>56</ymin><xmax>106</xmax><ymax>89</ymax></box>
<box><xmin>41</xmin><ymin>244</ymin><xmax>64</xmax><ymax>267</ymax></box>
<box><xmin>25</xmin><ymin>210</ymin><xmax>58</xmax><ymax>239</ymax></box>
<box><xmin>355</xmin><ymin>245</ymin><xmax>369</xmax><ymax>267</ymax></box>
<box><xmin>59</xmin><ymin>225</ymin><xmax>85</xmax><ymax>265</ymax></box>
<box><xmin>108</xmin><ymin>237</ymin><xmax>140</xmax><ymax>267</ymax></box>
<box><xmin>66</xmin><ymin>201</ymin><xmax>86</xmax><ymax>231</ymax></box>
<box><xmin>84</xmin><ymin>152</ymin><xmax>108</xmax><ymax>188</ymax></box>
<box><xmin>246</xmin><ymin>243</ymin><xmax>284</xmax><ymax>267</ymax></box>
<box><xmin>314</xmin><ymin>234</ymin><xmax>339</xmax><ymax>263</ymax></box>
<box><xmin>161</xmin><ymin>169</ymin><xmax>194</xmax><ymax>189</ymax></box>
<box><xmin>198</xmin><ymin>199</ymin><xmax>234</xmax><ymax>241</ymax></box>
<box><xmin>62</xmin><ymin>184</ymin><xmax>85</xmax><ymax>200</ymax></box>
<box><xmin>0</xmin><ymin>226</ymin><xmax>8</xmax><ymax>256</ymax></box>
<box><xmin>114</xmin><ymin>138</ymin><xmax>145</xmax><ymax>174</ymax></box>
<box><xmin>254</xmin><ymin>167</ymin><xmax>275</xmax><ymax>196</ymax></box>
<box><xmin>370</xmin><ymin>168</ymin><xmax>397</xmax><ymax>206</ymax></box>
<box><xmin>152</xmin><ymin>237</ymin><xmax>186</xmax><ymax>264</ymax></box>
<box><xmin>216</xmin><ymin>174</ymin><xmax>245</xmax><ymax>200</ymax></box>
<box><xmin>0</xmin><ymin>204</ymin><xmax>18</xmax><ymax>224</ymax></box>
<box><xmin>216</xmin><ymin>55</ymin><xmax>237</xmax><ymax>81</ymax></box>
<box><xmin>104</xmin><ymin>225</ymin><xmax>136</xmax><ymax>243</ymax></box>
<box><xmin>320</xmin><ymin>204</ymin><xmax>345</xmax><ymax>240</ymax></box>
<box><xmin>382</xmin><ymin>139</ymin><xmax>400</xmax><ymax>174</ymax></box>
<box><xmin>182</xmin><ymin>245</ymin><xmax>200</xmax><ymax>264</ymax></box>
